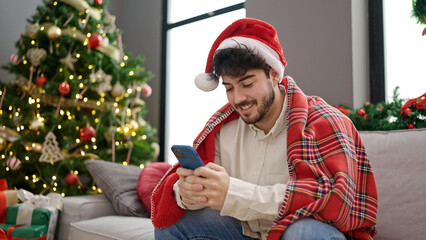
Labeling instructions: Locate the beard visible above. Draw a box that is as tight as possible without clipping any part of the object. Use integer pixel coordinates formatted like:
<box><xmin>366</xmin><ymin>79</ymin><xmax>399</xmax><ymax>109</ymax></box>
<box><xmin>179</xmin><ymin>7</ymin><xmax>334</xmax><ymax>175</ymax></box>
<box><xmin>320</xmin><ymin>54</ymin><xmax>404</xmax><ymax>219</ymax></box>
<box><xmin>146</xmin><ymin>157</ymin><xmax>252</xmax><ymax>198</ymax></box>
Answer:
<box><xmin>235</xmin><ymin>83</ymin><xmax>275</xmax><ymax>125</ymax></box>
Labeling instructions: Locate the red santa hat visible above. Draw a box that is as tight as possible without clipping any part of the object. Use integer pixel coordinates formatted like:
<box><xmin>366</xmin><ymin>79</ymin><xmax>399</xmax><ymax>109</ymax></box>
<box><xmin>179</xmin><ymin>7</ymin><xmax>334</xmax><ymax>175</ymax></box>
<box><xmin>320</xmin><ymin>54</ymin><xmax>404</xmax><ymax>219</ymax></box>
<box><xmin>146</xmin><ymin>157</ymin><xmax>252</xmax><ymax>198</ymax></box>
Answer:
<box><xmin>195</xmin><ymin>18</ymin><xmax>287</xmax><ymax>92</ymax></box>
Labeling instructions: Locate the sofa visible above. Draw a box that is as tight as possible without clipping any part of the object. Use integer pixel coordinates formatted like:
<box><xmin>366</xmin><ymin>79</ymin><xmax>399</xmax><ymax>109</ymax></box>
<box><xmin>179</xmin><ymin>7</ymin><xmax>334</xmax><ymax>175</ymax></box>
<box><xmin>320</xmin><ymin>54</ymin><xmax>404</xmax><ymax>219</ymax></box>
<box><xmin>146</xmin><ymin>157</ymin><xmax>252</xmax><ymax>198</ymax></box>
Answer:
<box><xmin>56</xmin><ymin>128</ymin><xmax>426</xmax><ymax>240</ymax></box>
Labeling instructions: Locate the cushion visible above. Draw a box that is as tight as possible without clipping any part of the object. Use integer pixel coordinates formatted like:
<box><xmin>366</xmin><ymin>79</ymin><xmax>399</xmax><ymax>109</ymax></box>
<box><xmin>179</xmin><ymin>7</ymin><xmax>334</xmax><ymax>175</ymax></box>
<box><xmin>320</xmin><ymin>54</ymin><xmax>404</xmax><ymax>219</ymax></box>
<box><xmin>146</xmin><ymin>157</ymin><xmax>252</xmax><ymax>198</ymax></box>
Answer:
<box><xmin>360</xmin><ymin>129</ymin><xmax>426</xmax><ymax>240</ymax></box>
<box><xmin>137</xmin><ymin>162</ymin><xmax>171</xmax><ymax>213</ymax></box>
<box><xmin>69</xmin><ymin>215</ymin><xmax>154</xmax><ymax>240</ymax></box>
<box><xmin>85</xmin><ymin>159</ymin><xmax>149</xmax><ymax>217</ymax></box>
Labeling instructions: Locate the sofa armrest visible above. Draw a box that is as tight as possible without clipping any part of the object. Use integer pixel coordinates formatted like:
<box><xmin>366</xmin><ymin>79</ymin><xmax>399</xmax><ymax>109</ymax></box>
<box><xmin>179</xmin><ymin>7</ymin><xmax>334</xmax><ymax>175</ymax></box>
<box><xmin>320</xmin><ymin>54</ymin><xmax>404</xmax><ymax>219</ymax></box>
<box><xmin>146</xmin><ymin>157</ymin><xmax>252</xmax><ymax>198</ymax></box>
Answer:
<box><xmin>58</xmin><ymin>194</ymin><xmax>117</xmax><ymax>240</ymax></box>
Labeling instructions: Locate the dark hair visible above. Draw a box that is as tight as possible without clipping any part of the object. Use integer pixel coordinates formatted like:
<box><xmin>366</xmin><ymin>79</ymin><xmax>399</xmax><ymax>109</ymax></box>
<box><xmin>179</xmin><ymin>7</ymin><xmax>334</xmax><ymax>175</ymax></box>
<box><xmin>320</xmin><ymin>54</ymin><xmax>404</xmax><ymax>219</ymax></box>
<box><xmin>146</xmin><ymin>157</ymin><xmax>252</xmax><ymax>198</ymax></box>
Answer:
<box><xmin>212</xmin><ymin>45</ymin><xmax>270</xmax><ymax>78</ymax></box>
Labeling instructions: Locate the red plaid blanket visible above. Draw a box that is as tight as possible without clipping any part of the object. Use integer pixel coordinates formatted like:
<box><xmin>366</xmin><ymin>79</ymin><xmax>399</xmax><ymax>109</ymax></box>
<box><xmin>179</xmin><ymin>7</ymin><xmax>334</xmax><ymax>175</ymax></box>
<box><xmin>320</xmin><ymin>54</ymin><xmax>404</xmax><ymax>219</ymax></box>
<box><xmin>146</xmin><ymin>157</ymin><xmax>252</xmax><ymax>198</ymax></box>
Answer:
<box><xmin>151</xmin><ymin>77</ymin><xmax>378</xmax><ymax>239</ymax></box>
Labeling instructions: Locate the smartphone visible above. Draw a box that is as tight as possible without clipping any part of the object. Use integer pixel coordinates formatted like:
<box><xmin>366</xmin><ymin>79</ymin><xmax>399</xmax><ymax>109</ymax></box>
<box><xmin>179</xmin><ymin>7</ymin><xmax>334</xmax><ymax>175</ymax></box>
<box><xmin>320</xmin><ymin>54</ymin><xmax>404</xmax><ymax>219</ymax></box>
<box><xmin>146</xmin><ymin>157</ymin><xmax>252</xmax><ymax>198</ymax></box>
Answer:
<box><xmin>171</xmin><ymin>145</ymin><xmax>205</xmax><ymax>170</ymax></box>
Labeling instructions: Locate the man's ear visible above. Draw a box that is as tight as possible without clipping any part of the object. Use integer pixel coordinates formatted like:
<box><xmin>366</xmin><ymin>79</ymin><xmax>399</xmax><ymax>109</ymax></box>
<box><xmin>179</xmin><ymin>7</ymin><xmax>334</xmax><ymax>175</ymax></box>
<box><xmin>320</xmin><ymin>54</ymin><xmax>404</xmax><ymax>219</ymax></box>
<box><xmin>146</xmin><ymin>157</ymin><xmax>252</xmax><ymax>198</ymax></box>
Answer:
<box><xmin>269</xmin><ymin>68</ymin><xmax>280</xmax><ymax>86</ymax></box>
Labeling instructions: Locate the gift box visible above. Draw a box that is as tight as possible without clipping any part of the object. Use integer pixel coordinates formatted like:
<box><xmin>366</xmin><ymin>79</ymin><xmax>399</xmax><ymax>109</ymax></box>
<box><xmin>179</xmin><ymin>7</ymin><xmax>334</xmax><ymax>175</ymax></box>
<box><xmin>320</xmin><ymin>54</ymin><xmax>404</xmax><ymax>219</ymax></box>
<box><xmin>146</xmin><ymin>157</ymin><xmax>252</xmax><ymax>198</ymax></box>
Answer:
<box><xmin>0</xmin><ymin>189</ymin><xmax>62</xmax><ymax>240</ymax></box>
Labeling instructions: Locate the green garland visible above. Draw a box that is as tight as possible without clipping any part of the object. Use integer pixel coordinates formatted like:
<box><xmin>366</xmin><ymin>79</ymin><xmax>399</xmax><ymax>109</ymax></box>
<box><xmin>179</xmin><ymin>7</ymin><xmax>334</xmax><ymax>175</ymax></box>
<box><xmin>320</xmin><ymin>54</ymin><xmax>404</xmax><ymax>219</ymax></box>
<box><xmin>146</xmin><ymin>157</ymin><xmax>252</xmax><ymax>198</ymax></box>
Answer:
<box><xmin>413</xmin><ymin>0</ymin><xmax>426</xmax><ymax>24</ymax></box>
<box><xmin>336</xmin><ymin>88</ymin><xmax>426</xmax><ymax>131</ymax></box>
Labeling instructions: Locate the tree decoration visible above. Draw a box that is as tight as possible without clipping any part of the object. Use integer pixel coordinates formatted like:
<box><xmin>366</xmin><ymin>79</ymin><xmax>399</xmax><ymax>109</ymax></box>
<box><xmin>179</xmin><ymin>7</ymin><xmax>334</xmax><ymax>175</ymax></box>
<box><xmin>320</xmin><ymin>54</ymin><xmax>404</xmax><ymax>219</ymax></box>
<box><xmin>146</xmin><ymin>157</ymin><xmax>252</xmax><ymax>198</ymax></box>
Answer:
<box><xmin>65</xmin><ymin>173</ymin><xmax>79</xmax><ymax>185</ymax></box>
<box><xmin>9</xmin><ymin>54</ymin><xmax>21</xmax><ymax>65</ymax></box>
<box><xmin>94</xmin><ymin>0</ymin><xmax>103</xmax><ymax>5</ymax></box>
<box><xmin>0</xmin><ymin>137</ymin><xmax>7</xmax><ymax>151</ymax></box>
<box><xmin>25</xmin><ymin>23</ymin><xmax>40</xmax><ymax>39</ymax></box>
<box><xmin>39</xmin><ymin>132</ymin><xmax>66</xmax><ymax>163</ymax></box>
<box><xmin>79</xmin><ymin>125</ymin><xmax>96</xmax><ymax>142</ymax></box>
<box><xmin>47</xmin><ymin>25</ymin><xmax>62</xmax><ymax>40</ymax></box>
<box><xmin>30</xmin><ymin>118</ymin><xmax>44</xmax><ymax>130</ymax></box>
<box><xmin>26</xmin><ymin>48</ymin><xmax>47</xmax><ymax>67</ymax></box>
<box><xmin>58</xmin><ymin>82</ymin><xmax>71</xmax><ymax>96</ymax></box>
<box><xmin>91</xmin><ymin>69</ymin><xmax>112</xmax><ymax>95</ymax></box>
<box><xmin>59</xmin><ymin>52</ymin><xmax>78</xmax><ymax>71</ymax></box>
<box><xmin>103</xmin><ymin>13</ymin><xmax>116</xmax><ymax>33</ymax></box>
<box><xmin>36</xmin><ymin>76</ymin><xmax>47</xmax><ymax>87</ymax></box>
<box><xmin>88</xmin><ymin>33</ymin><xmax>103</xmax><ymax>49</ymax></box>
<box><xmin>6</xmin><ymin>157</ymin><xmax>21</xmax><ymax>171</ymax></box>
<box><xmin>111</xmin><ymin>81</ymin><xmax>125</xmax><ymax>98</ymax></box>
<box><xmin>141</xmin><ymin>84</ymin><xmax>152</xmax><ymax>97</ymax></box>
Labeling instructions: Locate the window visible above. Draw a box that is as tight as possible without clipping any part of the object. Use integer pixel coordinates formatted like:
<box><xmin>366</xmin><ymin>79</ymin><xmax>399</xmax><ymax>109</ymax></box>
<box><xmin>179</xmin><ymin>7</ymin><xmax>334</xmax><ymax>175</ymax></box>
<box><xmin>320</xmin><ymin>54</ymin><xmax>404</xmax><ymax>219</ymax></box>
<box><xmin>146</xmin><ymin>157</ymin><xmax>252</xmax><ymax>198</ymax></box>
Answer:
<box><xmin>161</xmin><ymin>1</ymin><xmax>245</xmax><ymax>163</ymax></box>
<box><xmin>383</xmin><ymin>1</ymin><xmax>426</xmax><ymax>101</ymax></box>
<box><xmin>370</xmin><ymin>0</ymin><xmax>426</xmax><ymax>102</ymax></box>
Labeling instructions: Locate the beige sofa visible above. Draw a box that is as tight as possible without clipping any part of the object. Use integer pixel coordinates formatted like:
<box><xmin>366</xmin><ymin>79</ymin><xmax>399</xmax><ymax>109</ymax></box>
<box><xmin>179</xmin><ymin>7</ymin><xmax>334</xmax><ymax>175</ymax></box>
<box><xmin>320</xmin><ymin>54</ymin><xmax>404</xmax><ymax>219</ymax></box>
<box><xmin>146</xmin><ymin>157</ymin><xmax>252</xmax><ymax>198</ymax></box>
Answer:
<box><xmin>57</xmin><ymin>128</ymin><xmax>426</xmax><ymax>240</ymax></box>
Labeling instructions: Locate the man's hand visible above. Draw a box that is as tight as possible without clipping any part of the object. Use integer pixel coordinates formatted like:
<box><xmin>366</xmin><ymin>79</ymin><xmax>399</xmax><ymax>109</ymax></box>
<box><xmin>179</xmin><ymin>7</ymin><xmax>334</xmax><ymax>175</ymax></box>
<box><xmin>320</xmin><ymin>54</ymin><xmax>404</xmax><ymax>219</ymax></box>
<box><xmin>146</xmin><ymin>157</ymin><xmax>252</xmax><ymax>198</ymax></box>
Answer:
<box><xmin>176</xmin><ymin>163</ymin><xmax>230</xmax><ymax>210</ymax></box>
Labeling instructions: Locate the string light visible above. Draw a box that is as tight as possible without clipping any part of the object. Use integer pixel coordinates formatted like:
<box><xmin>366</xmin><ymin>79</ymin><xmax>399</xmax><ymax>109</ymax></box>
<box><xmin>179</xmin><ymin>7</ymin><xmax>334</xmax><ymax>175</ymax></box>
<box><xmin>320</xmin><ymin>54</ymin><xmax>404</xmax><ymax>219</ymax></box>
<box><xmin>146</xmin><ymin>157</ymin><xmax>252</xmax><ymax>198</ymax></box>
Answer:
<box><xmin>122</xmin><ymin>161</ymin><xmax>128</xmax><ymax>166</ymax></box>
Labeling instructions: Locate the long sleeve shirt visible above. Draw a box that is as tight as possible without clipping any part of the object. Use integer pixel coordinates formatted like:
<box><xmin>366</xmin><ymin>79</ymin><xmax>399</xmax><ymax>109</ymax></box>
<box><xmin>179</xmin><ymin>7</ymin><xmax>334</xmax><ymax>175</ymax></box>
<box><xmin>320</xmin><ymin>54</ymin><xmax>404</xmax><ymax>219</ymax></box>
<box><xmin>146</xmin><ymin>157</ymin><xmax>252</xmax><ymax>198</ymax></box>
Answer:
<box><xmin>175</xmin><ymin>88</ymin><xmax>289</xmax><ymax>239</ymax></box>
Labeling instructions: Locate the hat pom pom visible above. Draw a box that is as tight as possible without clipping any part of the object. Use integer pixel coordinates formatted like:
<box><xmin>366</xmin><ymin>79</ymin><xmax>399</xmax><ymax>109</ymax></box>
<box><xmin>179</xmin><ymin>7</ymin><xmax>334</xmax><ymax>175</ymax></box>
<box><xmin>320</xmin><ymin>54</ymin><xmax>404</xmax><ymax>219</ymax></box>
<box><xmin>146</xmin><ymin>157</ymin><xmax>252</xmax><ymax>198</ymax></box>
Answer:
<box><xmin>194</xmin><ymin>73</ymin><xmax>219</xmax><ymax>92</ymax></box>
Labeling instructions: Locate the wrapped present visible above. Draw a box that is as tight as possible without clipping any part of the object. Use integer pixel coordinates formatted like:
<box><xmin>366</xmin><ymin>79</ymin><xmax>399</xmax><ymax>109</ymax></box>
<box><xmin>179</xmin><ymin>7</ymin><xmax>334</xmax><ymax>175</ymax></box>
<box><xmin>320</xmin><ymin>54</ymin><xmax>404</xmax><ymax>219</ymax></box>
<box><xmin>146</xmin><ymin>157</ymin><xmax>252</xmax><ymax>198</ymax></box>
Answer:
<box><xmin>1</xmin><ymin>179</ymin><xmax>9</xmax><ymax>224</ymax></box>
<box><xmin>0</xmin><ymin>189</ymin><xmax>62</xmax><ymax>240</ymax></box>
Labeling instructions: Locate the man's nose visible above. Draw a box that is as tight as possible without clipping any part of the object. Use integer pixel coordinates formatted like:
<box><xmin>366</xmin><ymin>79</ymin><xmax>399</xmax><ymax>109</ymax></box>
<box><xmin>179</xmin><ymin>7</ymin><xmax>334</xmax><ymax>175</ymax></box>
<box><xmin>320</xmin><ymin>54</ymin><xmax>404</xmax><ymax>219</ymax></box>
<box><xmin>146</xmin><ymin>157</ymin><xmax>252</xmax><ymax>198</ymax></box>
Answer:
<box><xmin>233</xmin><ymin>88</ymin><xmax>247</xmax><ymax>104</ymax></box>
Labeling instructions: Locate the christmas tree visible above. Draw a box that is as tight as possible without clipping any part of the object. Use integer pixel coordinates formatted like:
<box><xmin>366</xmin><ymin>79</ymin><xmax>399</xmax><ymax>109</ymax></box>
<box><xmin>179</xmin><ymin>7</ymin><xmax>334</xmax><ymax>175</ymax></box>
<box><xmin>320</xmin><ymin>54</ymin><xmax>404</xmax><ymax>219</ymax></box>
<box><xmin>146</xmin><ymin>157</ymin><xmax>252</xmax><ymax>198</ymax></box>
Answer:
<box><xmin>0</xmin><ymin>0</ymin><xmax>158</xmax><ymax>196</ymax></box>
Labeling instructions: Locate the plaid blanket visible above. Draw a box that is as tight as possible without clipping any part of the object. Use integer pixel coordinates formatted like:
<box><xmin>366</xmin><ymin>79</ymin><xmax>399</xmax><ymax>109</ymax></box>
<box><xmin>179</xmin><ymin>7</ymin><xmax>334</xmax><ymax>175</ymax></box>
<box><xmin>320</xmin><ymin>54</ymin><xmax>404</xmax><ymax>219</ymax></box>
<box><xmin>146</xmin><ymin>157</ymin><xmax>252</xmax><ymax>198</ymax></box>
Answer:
<box><xmin>151</xmin><ymin>77</ymin><xmax>378</xmax><ymax>239</ymax></box>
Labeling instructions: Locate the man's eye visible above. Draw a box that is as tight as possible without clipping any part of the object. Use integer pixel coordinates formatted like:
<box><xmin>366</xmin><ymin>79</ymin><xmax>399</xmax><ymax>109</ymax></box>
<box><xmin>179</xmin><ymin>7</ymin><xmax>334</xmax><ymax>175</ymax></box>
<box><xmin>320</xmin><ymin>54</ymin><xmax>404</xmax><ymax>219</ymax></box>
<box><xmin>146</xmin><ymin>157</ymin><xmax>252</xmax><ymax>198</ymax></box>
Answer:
<box><xmin>243</xmin><ymin>83</ymin><xmax>253</xmax><ymax>88</ymax></box>
<box><xmin>225</xmin><ymin>87</ymin><xmax>233</xmax><ymax>92</ymax></box>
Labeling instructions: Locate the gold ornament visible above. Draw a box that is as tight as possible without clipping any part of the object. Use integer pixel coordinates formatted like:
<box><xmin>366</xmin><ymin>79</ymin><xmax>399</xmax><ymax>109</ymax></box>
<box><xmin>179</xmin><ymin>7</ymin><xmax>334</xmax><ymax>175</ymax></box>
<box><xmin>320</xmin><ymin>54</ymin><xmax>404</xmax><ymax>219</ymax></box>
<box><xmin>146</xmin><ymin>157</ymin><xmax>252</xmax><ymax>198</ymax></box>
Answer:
<box><xmin>0</xmin><ymin>137</ymin><xmax>7</xmax><ymax>151</ymax></box>
<box><xmin>47</xmin><ymin>25</ymin><xmax>62</xmax><ymax>40</ymax></box>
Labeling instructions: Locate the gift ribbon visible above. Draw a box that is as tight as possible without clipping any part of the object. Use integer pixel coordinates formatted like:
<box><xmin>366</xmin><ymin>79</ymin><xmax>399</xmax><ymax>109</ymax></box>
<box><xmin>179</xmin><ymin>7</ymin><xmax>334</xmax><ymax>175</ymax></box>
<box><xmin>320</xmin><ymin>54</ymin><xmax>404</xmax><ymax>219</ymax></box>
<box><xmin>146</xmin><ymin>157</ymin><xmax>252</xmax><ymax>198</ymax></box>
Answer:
<box><xmin>0</xmin><ymin>179</ymin><xmax>7</xmax><ymax>224</ymax></box>
<box><xmin>17</xmin><ymin>189</ymin><xmax>62</xmax><ymax>240</ymax></box>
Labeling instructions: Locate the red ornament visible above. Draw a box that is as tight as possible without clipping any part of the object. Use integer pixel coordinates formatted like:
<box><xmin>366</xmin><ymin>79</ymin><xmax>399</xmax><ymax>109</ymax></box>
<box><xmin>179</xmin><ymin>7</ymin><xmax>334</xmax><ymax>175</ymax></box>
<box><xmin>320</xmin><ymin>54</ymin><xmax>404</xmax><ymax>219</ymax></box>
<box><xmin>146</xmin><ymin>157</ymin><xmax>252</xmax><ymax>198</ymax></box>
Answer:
<box><xmin>80</xmin><ymin>126</ymin><xmax>96</xmax><ymax>142</ymax></box>
<box><xmin>65</xmin><ymin>173</ymin><xmax>79</xmax><ymax>185</ymax></box>
<box><xmin>94</xmin><ymin>0</ymin><xmax>103</xmax><ymax>5</ymax></box>
<box><xmin>36</xmin><ymin>76</ymin><xmax>47</xmax><ymax>87</ymax></box>
<box><xmin>336</xmin><ymin>106</ymin><xmax>349</xmax><ymax>116</ymax></box>
<box><xmin>141</xmin><ymin>84</ymin><xmax>152</xmax><ymax>97</ymax></box>
<box><xmin>422</xmin><ymin>27</ymin><xmax>426</xmax><ymax>36</ymax></box>
<box><xmin>402</xmin><ymin>108</ymin><xmax>412</xmax><ymax>117</ymax></box>
<box><xmin>58</xmin><ymin>82</ymin><xmax>71</xmax><ymax>95</ymax></box>
<box><xmin>407</xmin><ymin>123</ymin><xmax>415</xmax><ymax>129</ymax></box>
<box><xmin>357</xmin><ymin>109</ymin><xmax>366</xmax><ymax>116</ymax></box>
<box><xmin>88</xmin><ymin>34</ymin><xmax>103</xmax><ymax>49</ymax></box>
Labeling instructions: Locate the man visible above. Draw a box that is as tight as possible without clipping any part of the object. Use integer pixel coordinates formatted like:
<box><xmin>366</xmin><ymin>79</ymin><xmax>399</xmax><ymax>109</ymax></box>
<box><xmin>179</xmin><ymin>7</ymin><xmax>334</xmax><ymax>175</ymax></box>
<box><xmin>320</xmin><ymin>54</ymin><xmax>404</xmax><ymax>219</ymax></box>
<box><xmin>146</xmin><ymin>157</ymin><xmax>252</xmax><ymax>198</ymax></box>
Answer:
<box><xmin>152</xmin><ymin>18</ymin><xmax>378</xmax><ymax>240</ymax></box>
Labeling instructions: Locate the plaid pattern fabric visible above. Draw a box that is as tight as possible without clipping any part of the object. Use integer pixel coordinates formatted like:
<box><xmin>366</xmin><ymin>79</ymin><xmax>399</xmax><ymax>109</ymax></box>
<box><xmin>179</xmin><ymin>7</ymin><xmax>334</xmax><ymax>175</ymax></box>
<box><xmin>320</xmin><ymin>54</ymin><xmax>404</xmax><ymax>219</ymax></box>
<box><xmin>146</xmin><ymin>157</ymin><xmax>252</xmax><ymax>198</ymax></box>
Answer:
<box><xmin>151</xmin><ymin>77</ymin><xmax>377</xmax><ymax>239</ymax></box>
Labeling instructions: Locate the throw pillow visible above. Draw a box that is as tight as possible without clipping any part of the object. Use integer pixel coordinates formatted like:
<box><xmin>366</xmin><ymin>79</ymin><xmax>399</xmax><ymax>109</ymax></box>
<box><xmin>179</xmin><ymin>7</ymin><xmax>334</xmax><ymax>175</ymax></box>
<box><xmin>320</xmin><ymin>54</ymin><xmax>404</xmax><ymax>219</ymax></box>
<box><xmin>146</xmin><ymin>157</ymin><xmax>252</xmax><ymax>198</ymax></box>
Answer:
<box><xmin>85</xmin><ymin>159</ymin><xmax>149</xmax><ymax>217</ymax></box>
<box><xmin>137</xmin><ymin>162</ymin><xmax>171</xmax><ymax>213</ymax></box>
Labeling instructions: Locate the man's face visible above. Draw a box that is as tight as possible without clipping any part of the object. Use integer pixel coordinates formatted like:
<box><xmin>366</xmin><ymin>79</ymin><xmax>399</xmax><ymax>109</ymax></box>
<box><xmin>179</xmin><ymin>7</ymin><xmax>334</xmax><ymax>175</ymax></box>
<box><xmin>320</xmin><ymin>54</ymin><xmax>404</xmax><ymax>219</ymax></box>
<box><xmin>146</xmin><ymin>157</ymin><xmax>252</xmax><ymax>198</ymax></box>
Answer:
<box><xmin>222</xmin><ymin>69</ymin><xmax>275</xmax><ymax>125</ymax></box>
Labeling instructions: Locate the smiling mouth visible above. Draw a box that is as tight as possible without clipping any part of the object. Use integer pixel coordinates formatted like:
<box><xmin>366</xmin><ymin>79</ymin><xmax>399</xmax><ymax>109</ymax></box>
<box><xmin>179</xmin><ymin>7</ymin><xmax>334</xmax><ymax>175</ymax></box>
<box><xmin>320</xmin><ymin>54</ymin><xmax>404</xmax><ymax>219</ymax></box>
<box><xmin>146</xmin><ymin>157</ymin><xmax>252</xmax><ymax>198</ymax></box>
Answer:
<box><xmin>235</xmin><ymin>101</ymin><xmax>255</xmax><ymax>113</ymax></box>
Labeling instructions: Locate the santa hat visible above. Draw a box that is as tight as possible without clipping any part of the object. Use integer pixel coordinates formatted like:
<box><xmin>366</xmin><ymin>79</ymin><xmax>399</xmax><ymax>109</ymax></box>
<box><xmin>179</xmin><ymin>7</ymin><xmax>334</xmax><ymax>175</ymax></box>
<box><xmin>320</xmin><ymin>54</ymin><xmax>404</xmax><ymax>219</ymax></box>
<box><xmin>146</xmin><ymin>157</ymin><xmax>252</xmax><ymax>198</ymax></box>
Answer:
<box><xmin>195</xmin><ymin>18</ymin><xmax>287</xmax><ymax>92</ymax></box>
